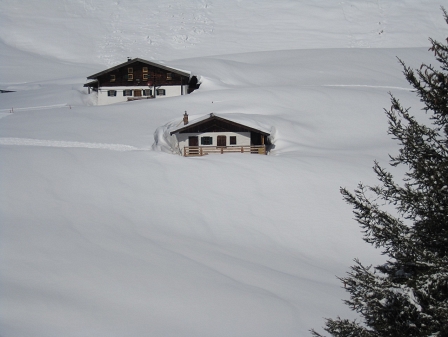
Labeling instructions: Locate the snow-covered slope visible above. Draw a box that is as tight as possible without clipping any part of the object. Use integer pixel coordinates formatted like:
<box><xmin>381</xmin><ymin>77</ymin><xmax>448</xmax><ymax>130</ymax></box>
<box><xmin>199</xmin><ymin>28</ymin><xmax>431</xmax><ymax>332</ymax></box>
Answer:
<box><xmin>0</xmin><ymin>0</ymin><xmax>445</xmax><ymax>68</ymax></box>
<box><xmin>0</xmin><ymin>1</ymin><xmax>444</xmax><ymax>336</ymax></box>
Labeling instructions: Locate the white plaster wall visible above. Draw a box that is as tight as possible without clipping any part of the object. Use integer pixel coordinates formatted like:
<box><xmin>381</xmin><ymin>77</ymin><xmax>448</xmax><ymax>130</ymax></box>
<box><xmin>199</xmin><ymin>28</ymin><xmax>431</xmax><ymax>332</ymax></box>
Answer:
<box><xmin>96</xmin><ymin>85</ymin><xmax>188</xmax><ymax>105</ymax></box>
<box><xmin>156</xmin><ymin>85</ymin><xmax>189</xmax><ymax>98</ymax></box>
<box><xmin>97</xmin><ymin>86</ymin><xmax>150</xmax><ymax>105</ymax></box>
<box><xmin>175</xmin><ymin>132</ymin><xmax>251</xmax><ymax>153</ymax></box>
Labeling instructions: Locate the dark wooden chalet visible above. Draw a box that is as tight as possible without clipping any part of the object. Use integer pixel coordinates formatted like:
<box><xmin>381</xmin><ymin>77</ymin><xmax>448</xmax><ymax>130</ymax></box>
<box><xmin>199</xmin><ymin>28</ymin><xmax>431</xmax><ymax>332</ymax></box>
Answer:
<box><xmin>84</xmin><ymin>58</ymin><xmax>199</xmax><ymax>105</ymax></box>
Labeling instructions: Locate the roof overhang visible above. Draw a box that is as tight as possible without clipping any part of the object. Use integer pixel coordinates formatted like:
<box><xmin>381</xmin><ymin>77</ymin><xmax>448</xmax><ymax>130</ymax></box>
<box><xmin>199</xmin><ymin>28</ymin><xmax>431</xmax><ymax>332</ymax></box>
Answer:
<box><xmin>87</xmin><ymin>58</ymin><xmax>191</xmax><ymax>80</ymax></box>
<box><xmin>83</xmin><ymin>80</ymin><xmax>98</xmax><ymax>88</ymax></box>
<box><xmin>170</xmin><ymin>114</ymin><xmax>270</xmax><ymax>136</ymax></box>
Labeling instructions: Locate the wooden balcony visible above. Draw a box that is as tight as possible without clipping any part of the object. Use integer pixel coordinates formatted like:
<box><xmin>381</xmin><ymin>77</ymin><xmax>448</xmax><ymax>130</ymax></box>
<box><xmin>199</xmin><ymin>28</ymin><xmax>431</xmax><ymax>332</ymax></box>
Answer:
<box><xmin>183</xmin><ymin>145</ymin><xmax>266</xmax><ymax>157</ymax></box>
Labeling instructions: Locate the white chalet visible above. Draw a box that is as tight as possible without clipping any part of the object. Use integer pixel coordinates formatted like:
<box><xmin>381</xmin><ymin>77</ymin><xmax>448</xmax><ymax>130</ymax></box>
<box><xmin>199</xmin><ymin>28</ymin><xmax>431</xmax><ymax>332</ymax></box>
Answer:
<box><xmin>170</xmin><ymin>113</ymin><xmax>271</xmax><ymax>157</ymax></box>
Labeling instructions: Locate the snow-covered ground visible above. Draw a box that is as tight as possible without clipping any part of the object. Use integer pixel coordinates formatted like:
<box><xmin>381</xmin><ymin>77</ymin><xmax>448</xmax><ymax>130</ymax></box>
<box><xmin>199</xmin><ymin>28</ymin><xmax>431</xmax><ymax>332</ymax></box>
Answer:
<box><xmin>0</xmin><ymin>1</ymin><xmax>444</xmax><ymax>336</ymax></box>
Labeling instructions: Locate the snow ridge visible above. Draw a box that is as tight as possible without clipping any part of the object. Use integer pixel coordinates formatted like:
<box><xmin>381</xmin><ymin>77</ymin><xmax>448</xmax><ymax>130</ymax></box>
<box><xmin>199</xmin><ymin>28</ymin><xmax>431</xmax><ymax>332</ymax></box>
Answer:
<box><xmin>0</xmin><ymin>138</ymin><xmax>145</xmax><ymax>151</ymax></box>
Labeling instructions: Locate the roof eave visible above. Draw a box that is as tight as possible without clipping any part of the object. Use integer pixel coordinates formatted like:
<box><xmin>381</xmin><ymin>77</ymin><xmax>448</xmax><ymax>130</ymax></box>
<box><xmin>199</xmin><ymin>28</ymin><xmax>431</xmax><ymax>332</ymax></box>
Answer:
<box><xmin>83</xmin><ymin>80</ymin><xmax>98</xmax><ymax>87</ymax></box>
<box><xmin>170</xmin><ymin>115</ymin><xmax>270</xmax><ymax>136</ymax></box>
<box><xmin>87</xmin><ymin>58</ymin><xmax>191</xmax><ymax>79</ymax></box>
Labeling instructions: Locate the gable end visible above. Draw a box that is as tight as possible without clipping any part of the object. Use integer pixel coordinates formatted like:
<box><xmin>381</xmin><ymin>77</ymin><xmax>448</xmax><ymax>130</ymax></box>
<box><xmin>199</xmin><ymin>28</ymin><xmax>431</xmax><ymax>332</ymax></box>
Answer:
<box><xmin>170</xmin><ymin>116</ymin><xmax>270</xmax><ymax>136</ymax></box>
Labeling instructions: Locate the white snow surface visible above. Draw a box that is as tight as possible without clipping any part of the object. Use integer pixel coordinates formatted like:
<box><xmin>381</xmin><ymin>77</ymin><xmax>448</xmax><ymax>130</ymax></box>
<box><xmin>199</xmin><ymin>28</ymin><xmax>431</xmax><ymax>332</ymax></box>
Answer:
<box><xmin>0</xmin><ymin>1</ymin><xmax>444</xmax><ymax>336</ymax></box>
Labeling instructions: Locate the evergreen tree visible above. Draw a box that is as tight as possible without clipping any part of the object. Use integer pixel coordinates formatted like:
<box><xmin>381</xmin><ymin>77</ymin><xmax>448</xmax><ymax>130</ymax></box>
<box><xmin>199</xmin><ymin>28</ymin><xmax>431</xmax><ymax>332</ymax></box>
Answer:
<box><xmin>311</xmin><ymin>8</ymin><xmax>448</xmax><ymax>337</ymax></box>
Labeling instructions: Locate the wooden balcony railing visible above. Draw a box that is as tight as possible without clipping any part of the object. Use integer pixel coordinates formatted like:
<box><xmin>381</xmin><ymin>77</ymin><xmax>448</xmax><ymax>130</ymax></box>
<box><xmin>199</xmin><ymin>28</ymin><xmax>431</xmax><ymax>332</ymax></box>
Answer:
<box><xmin>183</xmin><ymin>145</ymin><xmax>266</xmax><ymax>157</ymax></box>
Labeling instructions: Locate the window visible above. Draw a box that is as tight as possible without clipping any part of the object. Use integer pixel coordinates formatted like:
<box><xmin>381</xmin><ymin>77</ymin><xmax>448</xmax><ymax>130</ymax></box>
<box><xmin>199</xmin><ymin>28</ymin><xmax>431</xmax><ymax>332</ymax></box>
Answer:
<box><xmin>143</xmin><ymin>89</ymin><xmax>152</xmax><ymax>96</ymax></box>
<box><xmin>110</xmin><ymin>74</ymin><xmax>116</xmax><ymax>82</ymax></box>
<box><xmin>128</xmin><ymin>67</ymin><xmax>133</xmax><ymax>73</ymax></box>
<box><xmin>156</xmin><ymin>89</ymin><xmax>166</xmax><ymax>96</ymax></box>
<box><xmin>123</xmin><ymin>89</ymin><xmax>132</xmax><ymax>96</ymax></box>
<box><xmin>128</xmin><ymin>74</ymin><xmax>134</xmax><ymax>81</ymax></box>
<box><xmin>166</xmin><ymin>73</ymin><xmax>172</xmax><ymax>80</ymax></box>
<box><xmin>201</xmin><ymin>136</ymin><xmax>213</xmax><ymax>145</ymax></box>
<box><xmin>230</xmin><ymin>136</ymin><xmax>237</xmax><ymax>145</ymax></box>
<box><xmin>107</xmin><ymin>90</ymin><xmax>117</xmax><ymax>97</ymax></box>
<box><xmin>143</xmin><ymin>74</ymin><xmax>149</xmax><ymax>80</ymax></box>
<box><xmin>142</xmin><ymin>67</ymin><xmax>148</xmax><ymax>73</ymax></box>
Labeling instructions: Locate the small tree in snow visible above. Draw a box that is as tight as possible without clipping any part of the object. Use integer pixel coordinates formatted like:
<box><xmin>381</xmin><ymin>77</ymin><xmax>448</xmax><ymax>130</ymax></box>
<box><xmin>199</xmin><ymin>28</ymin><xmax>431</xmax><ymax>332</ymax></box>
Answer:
<box><xmin>311</xmin><ymin>8</ymin><xmax>448</xmax><ymax>337</ymax></box>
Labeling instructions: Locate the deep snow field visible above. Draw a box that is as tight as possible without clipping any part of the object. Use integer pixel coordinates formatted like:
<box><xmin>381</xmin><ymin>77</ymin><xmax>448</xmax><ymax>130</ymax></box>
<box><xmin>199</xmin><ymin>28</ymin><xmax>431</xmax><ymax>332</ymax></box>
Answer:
<box><xmin>0</xmin><ymin>1</ymin><xmax>445</xmax><ymax>336</ymax></box>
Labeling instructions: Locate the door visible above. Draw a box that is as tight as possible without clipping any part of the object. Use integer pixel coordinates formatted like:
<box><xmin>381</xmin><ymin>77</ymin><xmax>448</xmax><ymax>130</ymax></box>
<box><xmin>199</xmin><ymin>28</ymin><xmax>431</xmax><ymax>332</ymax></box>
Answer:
<box><xmin>188</xmin><ymin>136</ymin><xmax>198</xmax><ymax>146</ymax></box>
<box><xmin>217</xmin><ymin>135</ymin><xmax>226</xmax><ymax>147</ymax></box>
<box><xmin>134</xmin><ymin>89</ymin><xmax>142</xmax><ymax>97</ymax></box>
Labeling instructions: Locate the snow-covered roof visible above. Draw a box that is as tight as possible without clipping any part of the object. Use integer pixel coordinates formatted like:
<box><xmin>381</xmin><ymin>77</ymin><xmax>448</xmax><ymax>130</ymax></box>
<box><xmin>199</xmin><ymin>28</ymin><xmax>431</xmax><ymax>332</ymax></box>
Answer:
<box><xmin>87</xmin><ymin>58</ymin><xmax>191</xmax><ymax>79</ymax></box>
<box><xmin>170</xmin><ymin>113</ymin><xmax>271</xmax><ymax>136</ymax></box>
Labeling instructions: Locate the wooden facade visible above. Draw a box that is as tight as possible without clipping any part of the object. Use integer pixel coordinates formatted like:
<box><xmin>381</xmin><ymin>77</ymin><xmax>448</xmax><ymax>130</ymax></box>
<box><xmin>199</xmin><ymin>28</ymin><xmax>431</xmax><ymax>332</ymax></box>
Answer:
<box><xmin>88</xmin><ymin>60</ymin><xmax>190</xmax><ymax>89</ymax></box>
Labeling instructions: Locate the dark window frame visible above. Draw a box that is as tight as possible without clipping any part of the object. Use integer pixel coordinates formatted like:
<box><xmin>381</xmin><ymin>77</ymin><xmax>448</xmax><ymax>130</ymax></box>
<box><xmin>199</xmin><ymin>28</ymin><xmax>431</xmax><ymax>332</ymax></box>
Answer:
<box><xmin>107</xmin><ymin>90</ymin><xmax>117</xmax><ymax>97</ymax></box>
<box><xmin>123</xmin><ymin>89</ymin><xmax>133</xmax><ymax>97</ymax></box>
<box><xmin>201</xmin><ymin>136</ymin><xmax>213</xmax><ymax>145</ymax></box>
<box><xmin>230</xmin><ymin>136</ymin><xmax>237</xmax><ymax>145</ymax></box>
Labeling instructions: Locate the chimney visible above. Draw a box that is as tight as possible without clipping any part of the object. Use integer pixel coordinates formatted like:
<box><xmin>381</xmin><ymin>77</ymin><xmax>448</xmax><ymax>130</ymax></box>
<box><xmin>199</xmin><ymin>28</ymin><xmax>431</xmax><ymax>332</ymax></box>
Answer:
<box><xmin>127</xmin><ymin>57</ymin><xmax>131</xmax><ymax>62</ymax></box>
<box><xmin>183</xmin><ymin>111</ymin><xmax>189</xmax><ymax>125</ymax></box>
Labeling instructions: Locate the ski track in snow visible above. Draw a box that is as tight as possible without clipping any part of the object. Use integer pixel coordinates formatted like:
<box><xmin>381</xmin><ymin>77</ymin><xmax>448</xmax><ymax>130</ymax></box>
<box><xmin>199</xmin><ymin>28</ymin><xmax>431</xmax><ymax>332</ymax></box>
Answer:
<box><xmin>0</xmin><ymin>138</ymin><xmax>147</xmax><ymax>152</ymax></box>
<box><xmin>0</xmin><ymin>104</ymin><xmax>69</xmax><ymax>112</ymax></box>
<box><xmin>320</xmin><ymin>84</ymin><xmax>411</xmax><ymax>90</ymax></box>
